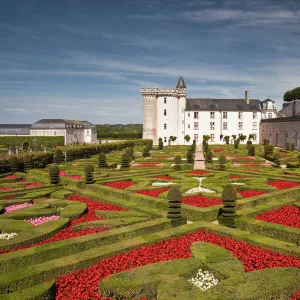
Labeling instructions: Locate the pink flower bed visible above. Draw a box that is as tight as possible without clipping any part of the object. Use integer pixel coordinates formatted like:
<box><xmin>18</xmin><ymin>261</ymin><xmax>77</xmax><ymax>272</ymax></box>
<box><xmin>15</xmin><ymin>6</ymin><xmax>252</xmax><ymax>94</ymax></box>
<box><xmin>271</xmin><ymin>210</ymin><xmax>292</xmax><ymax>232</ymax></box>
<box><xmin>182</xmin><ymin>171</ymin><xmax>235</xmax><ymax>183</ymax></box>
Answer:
<box><xmin>235</xmin><ymin>157</ymin><xmax>255</xmax><ymax>161</ymax></box>
<box><xmin>4</xmin><ymin>202</ymin><xmax>33</xmax><ymax>213</ymax></box>
<box><xmin>182</xmin><ymin>195</ymin><xmax>222</xmax><ymax>207</ymax></box>
<box><xmin>25</xmin><ymin>215</ymin><xmax>60</xmax><ymax>226</ymax></box>
<box><xmin>25</xmin><ymin>182</ymin><xmax>43</xmax><ymax>189</ymax></box>
<box><xmin>59</xmin><ymin>171</ymin><xmax>82</xmax><ymax>180</ymax></box>
<box><xmin>4</xmin><ymin>175</ymin><xmax>18</xmax><ymax>179</ymax></box>
<box><xmin>255</xmin><ymin>206</ymin><xmax>300</xmax><ymax>229</ymax></box>
<box><xmin>0</xmin><ymin>187</ymin><xmax>16</xmax><ymax>191</ymax></box>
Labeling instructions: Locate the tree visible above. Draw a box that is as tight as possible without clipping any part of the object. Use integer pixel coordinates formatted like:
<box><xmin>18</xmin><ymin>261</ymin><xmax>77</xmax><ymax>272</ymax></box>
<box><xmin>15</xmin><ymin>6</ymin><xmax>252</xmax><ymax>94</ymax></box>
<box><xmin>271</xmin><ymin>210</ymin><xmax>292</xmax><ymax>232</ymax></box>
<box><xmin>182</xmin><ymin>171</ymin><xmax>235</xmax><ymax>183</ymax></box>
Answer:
<box><xmin>158</xmin><ymin>137</ymin><xmax>163</xmax><ymax>150</ymax></box>
<box><xmin>248</xmin><ymin>145</ymin><xmax>255</xmax><ymax>157</ymax></box>
<box><xmin>283</xmin><ymin>87</ymin><xmax>300</xmax><ymax>102</ymax></box>
<box><xmin>219</xmin><ymin>134</ymin><xmax>224</xmax><ymax>141</ymax></box>
<box><xmin>205</xmin><ymin>150</ymin><xmax>213</xmax><ymax>164</ymax></box>
<box><xmin>184</xmin><ymin>135</ymin><xmax>191</xmax><ymax>143</ymax></box>
<box><xmin>224</xmin><ymin>136</ymin><xmax>230</xmax><ymax>144</ymax></box>
<box><xmin>85</xmin><ymin>164</ymin><xmax>95</xmax><ymax>184</ymax></box>
<box><xmin>169</xmin><ymin>136</ymin><xmax>177</xmax><ymax>144</ymax></box>
<box><xmin>264</xmin><ymin>144</ymin><xmax>274</xmax><ymax>158</ymax></box>
<box><xmin>186</xmin><ymin>149</ymin><xmax>193</xmax><ymax>164</ymax></box>
<box><xmin>218</xmin><ymin>155</ymin><xmax>227</xmax><ymax>169</ymax></box>
<box><xmin>174</xmin><ymin>156</ymin><xmax>182</xmax><ymax>171</ymax></box>
<box><xmin>143</xmin><ymin>146</ymin><xmax>150</xmax><ymax>157</ymax></box>
<box><xmin>248</xmin><ymin>134</ymin><xmax>254</xmax><ymax>141</ymax></box>
<box><xmin>219</xmin><ymin>185</ymin><xmax>237</xmax><ymax>228</ymax></box>
<box><xmin>231</xmin><ymin>135</ymin><xmax>237</xmax><ymax>141</ymax></box>
<box><xmin>54</xmin><ymin>149</ymin><xmax>63</xmax><ymax>164</ymax></box>
<box><xmin>273</xmin><ymin>153</ymin><xmax>281</xmax><ymax>167</ymax></box>
<box><xmin>202</xmin><ymin>135</ymin><xmax>210</xmax><ymax>143</ymax></box>
<box><xmin>239</xmin><ymin>134</ymin><xmax>247</xmax><ymax>143</ymax></box>
<box><xmin>286</xmin><ymin>142</ymin><xmax>291</xmax><ymax>151</ymax></box>
<box><xmin>167</xmin><ymin>187</ymin><xmax>182</xmax><ymax>219</ymax></box>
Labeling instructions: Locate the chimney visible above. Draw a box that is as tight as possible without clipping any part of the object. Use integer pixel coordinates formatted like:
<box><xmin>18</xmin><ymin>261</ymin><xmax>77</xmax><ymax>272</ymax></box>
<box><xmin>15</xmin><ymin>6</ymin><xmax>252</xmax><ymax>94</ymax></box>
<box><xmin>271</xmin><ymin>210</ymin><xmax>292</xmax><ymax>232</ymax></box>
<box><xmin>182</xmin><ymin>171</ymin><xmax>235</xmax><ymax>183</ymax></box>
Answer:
<box><xmin>245</xmin><ymin>90</ymin><xmax>250</xmax><ymax>104</ymax></box>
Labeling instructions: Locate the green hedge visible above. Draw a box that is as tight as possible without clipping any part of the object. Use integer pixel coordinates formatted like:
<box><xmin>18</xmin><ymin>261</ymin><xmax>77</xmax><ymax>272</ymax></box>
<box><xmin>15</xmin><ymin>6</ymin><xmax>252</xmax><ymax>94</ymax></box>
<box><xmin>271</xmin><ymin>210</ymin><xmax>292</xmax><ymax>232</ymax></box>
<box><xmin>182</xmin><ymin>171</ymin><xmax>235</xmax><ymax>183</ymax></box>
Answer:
<box><xmin>0</xmin><ymin>136</ymin><xmax>64</xmax><ymax>148</ymax></box>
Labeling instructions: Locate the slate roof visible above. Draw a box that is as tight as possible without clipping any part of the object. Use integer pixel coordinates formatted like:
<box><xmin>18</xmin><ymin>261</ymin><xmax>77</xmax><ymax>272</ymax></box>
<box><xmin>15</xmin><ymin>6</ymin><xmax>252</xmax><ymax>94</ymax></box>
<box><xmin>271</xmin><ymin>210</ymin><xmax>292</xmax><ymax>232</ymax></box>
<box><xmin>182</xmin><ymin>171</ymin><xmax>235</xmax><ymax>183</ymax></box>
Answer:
<box><xmin>186</xmin><ymin>98</ymin><xmax>262</xmax><ymax>111</ymax></box>
<box><xmin>176</xmin><ymin>76</ymin><xmax>187</xmax><ymax>89</ymax></box>
<box><xmin>0</xmin><ymin>124</ymin><xmax>31</xmax><ymax>135</ymax></box>
<box><xmin>31</xmin><ymin>119</ymin><xmax>94</xmax><ymax>129</ymax></box>
<box><xmin>262</xmin><ymin>98</ymin><xmax>275</xmax><ymax>103</ymax></box>
<box><xmin>279</xmin><ymin>101</ymin><xmax>300</xmax><ymax>117</ymax></box>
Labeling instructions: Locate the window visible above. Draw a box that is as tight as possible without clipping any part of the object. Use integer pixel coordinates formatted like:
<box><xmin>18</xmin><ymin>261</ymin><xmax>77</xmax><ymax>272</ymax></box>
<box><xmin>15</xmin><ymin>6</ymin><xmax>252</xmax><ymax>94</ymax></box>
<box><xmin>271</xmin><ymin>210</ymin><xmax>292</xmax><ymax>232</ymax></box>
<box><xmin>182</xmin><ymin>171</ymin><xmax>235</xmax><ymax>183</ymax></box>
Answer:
<box><xmin>194</xmin><ymin>112</ymin><xmax>199</xmax><ymax>119</ymax></box>
<box><xmin>210</xmin><ymin>122</ymin><xmax>215</xmax><ymax>130</ymax></box>
<box><xmin>164</xmin><ymin>109</ymin><xmax>167</xmax><ymax>116</ymax></box>
<box><xmin>194</xmin><ymin>134</ymin><xmax>199</xmax><ymax>142</ymax></box>
<box><xmin>164</xmin><ymin>137</ymin><xmax>167</xmax><ymax>143</ymax></box>
<box><xmin>164</xmin><ymin>97</ymin><xmax>167</xmax><ymax>104</ymax></box>
<box><xmin>268</xmin><ymin>113</ymin><xmax>272</xmax><ymax>119</ymax></box>
<box><xmin>238</xmin><ymin>122</ymin><xmax>243</xmax><ymax>130</ymax></box>
<box><xmin>210</xmin><ymin>112</ymin><xmax>215</xmax><ymax>119</ymax></box>
<box><xmin>164</xmin><ymin>123</ymin><xmax>167</xmax><ymax>130</ymax></box>
<box><xmin>253</xmin><ymin>133</ymin><xmax>257</xmax><ymax>141</ymax></box>
<box><xmin>238</xmin><ymin>112</ymin><xmax>243</xmax><ymax>119</ymax></box>
<box><xmin>223</xmin><ymin>122</ymin><xmax>228</xmax><ymax>130</ymax></box>
<box><xmin>188</xmin><ymin>124</ymin><xmax>190</xmax><ymax>129</ymax></box>
<box><xmin>210</xmin><ymin>134</ymin><xmax>215</xmax><ymax>142</ymax></box>
<box><xmin>253</xmin><ymin>112</ymin><xmax>257</xmax><ymax>119</ymax></box>
<box><xmin>252</xmin><ymin>122</ymin><xmax>257</xmax><ymax>130</ymax></box>
<box><xmin>194</xmin><ymin>122</ymin><xmax>198</xmax><ymax>130</ymax></box>
<box><xmin>188</xmin><ymin>113</ymin><xmax>190</xmax><ymax>117</ymax></box>
<box><xmin>54</xmin><ymin>131</ymin><xmax>57</xmax><ymax>136</ymax></box>
<box><xmin>223</xmin><ymin>112</ymin><xmax>228</xmax><ymax>119</ymax></box>
<box><xmin>182</xmin><ymin>120</ymin><xmax>184</xmax><ymax>124</ymax></box>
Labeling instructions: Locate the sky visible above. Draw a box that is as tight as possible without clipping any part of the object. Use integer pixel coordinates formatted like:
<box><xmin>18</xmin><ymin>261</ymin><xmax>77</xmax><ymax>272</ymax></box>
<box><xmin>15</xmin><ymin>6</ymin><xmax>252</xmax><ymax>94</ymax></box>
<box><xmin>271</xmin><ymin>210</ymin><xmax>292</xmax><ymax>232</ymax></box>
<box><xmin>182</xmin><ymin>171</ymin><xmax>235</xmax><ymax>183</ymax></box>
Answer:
<box><xmin>1</xmin><ymin>0</ymin><xmax>300</xmax><ymax>124</ymax></box>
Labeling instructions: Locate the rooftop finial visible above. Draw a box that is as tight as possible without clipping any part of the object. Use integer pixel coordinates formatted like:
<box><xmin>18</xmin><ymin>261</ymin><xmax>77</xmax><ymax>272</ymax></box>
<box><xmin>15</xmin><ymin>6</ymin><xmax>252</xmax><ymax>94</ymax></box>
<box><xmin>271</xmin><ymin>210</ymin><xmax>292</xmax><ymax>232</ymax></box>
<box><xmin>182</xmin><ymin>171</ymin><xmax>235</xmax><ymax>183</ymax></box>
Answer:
<box><xmin>176</xmin><ymin>76</ymin><xmax>186</xmax><ymax>89</ymax></box>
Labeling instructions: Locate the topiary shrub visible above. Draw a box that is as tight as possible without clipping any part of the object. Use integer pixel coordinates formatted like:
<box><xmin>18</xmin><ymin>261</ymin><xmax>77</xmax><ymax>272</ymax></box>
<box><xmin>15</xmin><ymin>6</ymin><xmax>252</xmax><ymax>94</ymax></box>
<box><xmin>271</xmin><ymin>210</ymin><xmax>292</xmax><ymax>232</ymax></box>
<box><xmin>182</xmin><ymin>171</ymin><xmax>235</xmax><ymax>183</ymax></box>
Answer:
<box><xmin>234</xmin><ymin>140</ymin><xmax>239</xmax><ymax>149</ymax></box>
<box><xmin>98</xmin><ymin>153</ymin><xmax>107</xmax><ymax>168</ymax></box>
<box><xmin>264</xmin><ymin>144</ymin><xmax>274</xmax><ymax>158</ymax></box>
<box><xmin>246</xmin><ymin>140</ymin><xmax>252</xmax><ymax>149</ymax></box>
<box><xmin>174</xmin><ymin>156</ymin><xmax>181</xmax><ymax>171</ymax></box>
<box><xmin>23</xmin><ymin>155</ymin><xmax>32</xmax><ymax>172</ymax></box>
<box><xmin>8</xmin><ymin>156</ymin><xmax>19</xmax><ymax>173</ymax></box>
<box><xmin>273</xmin><ymin>153</ymin><xmax>281</xmax><ymax>167</ymax></box>
<box><xmin>85</xmin><ymin>164</ymin><xmax>95</xmax><ymax>184</ymax></box>
<box><xmin>143</xmin><ymin>146</ymin><xmax>150</xmax><ymax>157</ymax></box>
<box><xmin>202</xmin><ymin>142</ymin><xmax>209</xmax><ymax>154</ymax></box>
<box><xmin>66</xmin><ymin>150</ymin><xmax>74</xmax><ymax>162</ymax></box>
<box><xmin>190</xmin><ymin>143</ymin><xmax>196</xmax><ymax>153</ymax></box>
<box><xmin>286</xmin><ymin>142</ymin><xmax>291</xmax><ymax>151</ymax></box>
<box><xmin>205</xmin><ymin>150</ymin><xmax>213</xmax><ymax>164</ymax></box>
<box><xmin>263</xmin><ymin>139</ymin><xmax>270</xmax><ymax>146</ymax></box>
<box><xmin>167</xmin><ymin>186</ymin><xmax>182</xmax><ymax>219</ymax></box>
<box><xmin>291</xmin><ymin>143</ymin><xmax>295</xmax><ymax>151</ymax></box>
<box><xmin>186</xmin><ymin>149</ymin><xmax>193</xmax><ymax>164</ymax></box>
<box><xmin>248</xmin><ymin>145</ymin><xmax>255</xmax><ymax>157</ymax></box>
<box><xmin>53</xmin><ymin>149</ymin><xmax>63</xmax><ymax>164</ymax></box>
<box><xmin>158</xmin><ymin>138</ymin><xmax>163</xmax><ymax>150</ymax></box>
<box><xmin>125</xmin><ymin>147</ymin><xmax>134</xmax><ymax>161</ymax></box>
<box><xmin>147</xmin><ymin>140</ymin><xmax>153</xmax><ymax>150</ymax></box>
<box><xmin>219</xmin><ymin>184</ymin><xmax>237</xmax><ymax>228</ymax></box>
<box><xmin>218</xmin><ymin>155</ymin><xmax>227</xmax><ymax>170</ymax></box>
<box><xmin>49</xmin><ymin>165</ymin><xmax>60</xmax><ymax>184</ymax></box>
<box><xmin>121</xmin><ymin>153</ymin><xmax>130</xmax><ymax>169</ymax></box>
<box><xmin>108</xmin><ymin>162</ymin><xmax>118</xmax><ymax>169</ymax></box>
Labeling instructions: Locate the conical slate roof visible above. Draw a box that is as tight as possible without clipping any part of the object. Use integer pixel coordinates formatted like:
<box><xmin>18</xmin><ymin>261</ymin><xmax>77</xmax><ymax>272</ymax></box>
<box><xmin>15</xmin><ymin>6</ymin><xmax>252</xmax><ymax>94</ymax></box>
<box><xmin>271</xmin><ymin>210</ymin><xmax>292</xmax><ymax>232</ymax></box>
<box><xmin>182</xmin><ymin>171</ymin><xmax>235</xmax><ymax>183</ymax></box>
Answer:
<box><xmin>176</xmin><ymin>76</ymin><xmax>186</xmax><ymax>89</ymax></box>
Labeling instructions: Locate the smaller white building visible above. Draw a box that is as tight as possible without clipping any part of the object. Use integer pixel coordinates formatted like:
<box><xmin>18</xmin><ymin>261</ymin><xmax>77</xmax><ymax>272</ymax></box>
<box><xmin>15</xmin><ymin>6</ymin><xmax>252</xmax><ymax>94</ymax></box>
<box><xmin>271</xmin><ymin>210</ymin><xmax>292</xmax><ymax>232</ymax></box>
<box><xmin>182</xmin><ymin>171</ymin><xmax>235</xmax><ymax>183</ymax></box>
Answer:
<box><xmin>30</xmin><ymin>119</ymin><xmax>97</xmax><ymax>145</ymax></box>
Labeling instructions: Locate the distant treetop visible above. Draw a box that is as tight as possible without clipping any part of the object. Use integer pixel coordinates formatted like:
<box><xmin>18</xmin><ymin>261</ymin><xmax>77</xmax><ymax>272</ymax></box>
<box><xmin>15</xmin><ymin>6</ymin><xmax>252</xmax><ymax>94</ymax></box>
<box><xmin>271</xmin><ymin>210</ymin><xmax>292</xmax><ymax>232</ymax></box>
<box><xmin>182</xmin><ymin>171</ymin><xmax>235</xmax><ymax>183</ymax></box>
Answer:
<box><xmin>283</xmin><ymin>87</ymin><xmax>300</xmax><ymax>102</ymax></box>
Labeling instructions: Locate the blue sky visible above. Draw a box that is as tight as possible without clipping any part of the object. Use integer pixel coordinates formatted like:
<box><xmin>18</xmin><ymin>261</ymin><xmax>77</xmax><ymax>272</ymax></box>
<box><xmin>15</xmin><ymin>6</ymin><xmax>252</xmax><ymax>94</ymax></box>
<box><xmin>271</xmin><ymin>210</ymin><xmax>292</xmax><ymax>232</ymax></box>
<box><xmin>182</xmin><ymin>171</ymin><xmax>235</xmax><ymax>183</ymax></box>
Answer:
<box><xmin>1</xmin><ymin>0</ymin><xmax>300</xmax><ymax>124</ymax></box>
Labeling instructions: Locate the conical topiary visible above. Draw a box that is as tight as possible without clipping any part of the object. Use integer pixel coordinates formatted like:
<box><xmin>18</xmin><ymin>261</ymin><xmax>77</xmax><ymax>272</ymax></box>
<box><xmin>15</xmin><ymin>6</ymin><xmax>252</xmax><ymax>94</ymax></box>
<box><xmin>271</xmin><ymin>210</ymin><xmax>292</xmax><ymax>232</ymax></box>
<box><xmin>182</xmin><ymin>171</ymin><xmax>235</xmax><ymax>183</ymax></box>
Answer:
<box><xmin>66</xmin><ymin>150</ymin><xmax>74</xmax><ymax>162</ymax></box>
<box><xmin>273</xmin><ymin>153</ymin><xmax>281</xmax><ymax>167</ymax></box>
<box><xmin>218</xmin><ymin>155</ymin><xmax>227</xmax><ymax>170</ymax></box>
<box><xmin>85</xmin><ymin>164</ymin><xmax>95</xmax><ymax>184</ymax></box>
<box><xmin>125</xmin><ymin>147</ymin><xmax>134</xmax><ymax>161</ymax></box>
<box><xmin>8</xmin><ymin>156</ymin><xmax>19</xmax><ymax>173</ymax></box>
<box><xmin>49</xmin><ymin>165</ymin><xmax>60</xmax><ymax>184</ymax></box>
<box><xmin>23</xmin><ymin>155</ymin><xmax>32</xmax><ymax>172</ymax></box>
<box><xmin>121</xmin><ymin>153</ymin><xmax>130</xmax><ymax>169</ymax></box>
<box><xmin>167</xmin><ymin>187</ymin><xmax>182</xmax><ymax>219</ymax></box>
<box><xmin>54</xmin><ymin>149</ymin><xmax>63</xmax><ymax>164</ymax></box>
<box><xmin>205</xmin><ymin>150</ymin><xmax>213</xmax><ymax>164</ymax></box>
<box><xmin>186</xmin><ymin>149</ymin><xmax>193</xmax><ymax>164</ymax></box>
<box><xmin>143</xmin><ymin>146</ymin><xmax>150</xmax><ymax>157</ymax></box>
<box><xmin>98</xmin><ymin>153</ymin><xmax>107</xmax><ymax>168</ymax></box>
<box><xmin>248</xmin><ymin>145</ymin><xmax>255</xmax><ymax>157</ymax></box>
<box><xmin>219</xmin><ymin>184</ymin><xmax>237</xmax><ymax>228</ymax></box>
<box><xmin>158</xmin><ymin>137</ymin><xmax>163</xmax><ymax>150</ymax></box>
<box><xmin>174</xmin><ymin>156</ymin><xmax>181</xmax><ymax>171</ymax></box>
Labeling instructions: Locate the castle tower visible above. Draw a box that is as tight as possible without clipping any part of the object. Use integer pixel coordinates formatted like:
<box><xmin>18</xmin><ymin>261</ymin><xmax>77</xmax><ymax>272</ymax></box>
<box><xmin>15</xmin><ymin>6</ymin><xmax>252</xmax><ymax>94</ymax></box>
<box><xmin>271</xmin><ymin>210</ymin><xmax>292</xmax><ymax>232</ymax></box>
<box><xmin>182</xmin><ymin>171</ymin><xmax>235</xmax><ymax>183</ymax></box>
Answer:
<box><xmin>176</xmin><ymin>76</ymin><xmax>187</xmax><ymax>144</ymax></box>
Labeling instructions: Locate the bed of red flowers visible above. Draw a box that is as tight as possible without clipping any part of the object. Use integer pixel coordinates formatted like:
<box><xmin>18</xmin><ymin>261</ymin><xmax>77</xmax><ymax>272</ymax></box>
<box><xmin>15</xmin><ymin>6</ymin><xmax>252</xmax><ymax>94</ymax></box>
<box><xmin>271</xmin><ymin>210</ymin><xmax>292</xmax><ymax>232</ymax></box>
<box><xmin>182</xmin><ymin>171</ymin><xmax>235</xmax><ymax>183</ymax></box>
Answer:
<box><xmin>59</xmin><ymin>171</ymin><xmax>82</xmax><ymax>181</ymax></box>
<box><xmin>238</xmin><ymin>190</ymin><xmax>268</xmax><ymax>198</ymax></box>
<box><xmin>4</xmin><ymin>175</ymin><xmax>18</xmax><ymax>179</ymax></box>
<box><xmin>187</xmin><ymin>170</ymin><xmax>211</xmax><ymax>175</ymax></box>
<box><xmin>0</xmin><ymin>196</ymin><xmax>126</xmax><ymax>255</ymax></box>
<box><xmin>55</xmin><ymin>229</ymin><xmax>300</xmax><ymax>300</ymax></box>
<box><xmin>0</xmin><ymin>187</ymin><xmax>16</xmax><ymax>191</ymax></box>
<box><xmin>245</xmin><ymin>169</ymin><xmax>260</xmax><ymax>173</ymax></box>
<box><xmin>104</xmin><ymin>181</ymin><xmax>134</xmax><ymax>190</ymax></box>
<box><xmin>155</xmin><ymin>175</ymin><xmax>175</xmax><ymax>180</ymax></box>
<box><xmin>135</xmin><ymin>188</ymin><xmax>170</xmax><ymax>197</ymax></box>
<box><xmin>255</xmin><ymin>205</ymin><xmax>300</xmax><ymax>229</ymax></box>
<box><xmin>1</xmin><ymin>196</ymin><xmax>16</xmax><ymax>201</ymax></box>
<box><xmin>235</xmin><ymin>157</ymin><xmax>255</xmax><ymax>161</ymax></box>
<box><xmin>229</xmin><ymin>175</ymin><xmax>242</xmax><ymax>180</ymax></box>
<box><xmin>213</xmin><ymin>149</ymin><xmax>223</xmax><ymax>153</ymax></box>
<box><xmin>268</xmin><ymin>180</ymin><xmax>300</xmax><ymax>190</ymax></box>
<box><xmin>132</xmin><ymin>163</ymin><xmax>164</xmax><ymax>168</ymax></box>
<box><xmin>182</xmin><ymin>195</ymin><xmax>222</xmax><ymax>207</ymax></box>
<box><xmin>25</xmin><ymin>182</ymin><xmax>43</xmax><ymax>189</ymax></box>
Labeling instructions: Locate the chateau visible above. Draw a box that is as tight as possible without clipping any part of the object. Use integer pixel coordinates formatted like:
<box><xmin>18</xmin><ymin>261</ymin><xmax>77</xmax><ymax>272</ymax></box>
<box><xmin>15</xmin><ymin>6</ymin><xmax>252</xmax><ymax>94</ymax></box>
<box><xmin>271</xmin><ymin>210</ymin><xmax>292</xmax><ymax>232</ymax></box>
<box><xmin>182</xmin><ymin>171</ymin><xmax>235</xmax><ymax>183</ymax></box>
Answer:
<box><xmin>141</xmin><ymin>76</ymin><xmax>277</xmax><ymax>145</ymax></box>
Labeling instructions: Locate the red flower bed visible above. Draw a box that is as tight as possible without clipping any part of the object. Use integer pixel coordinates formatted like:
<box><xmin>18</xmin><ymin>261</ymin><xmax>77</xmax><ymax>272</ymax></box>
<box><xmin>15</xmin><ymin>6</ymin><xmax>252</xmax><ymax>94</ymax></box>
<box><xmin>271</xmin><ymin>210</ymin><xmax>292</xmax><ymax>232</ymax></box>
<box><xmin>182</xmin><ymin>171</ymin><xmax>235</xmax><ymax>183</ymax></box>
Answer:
<box><xmin>235</xmin><ymin>157</ymin><xmax>255</xmax><ymax>161</ymax></box>
<box><xmin>182</xmin><ymin>195</ymin><xmax>222</xmax><ymax>207</ymax></box>
<box><xmin>0</xmin><ymin>196</ymin><xmax>126</xmax><ymax>255</ymax></box>
<box><xmin>213</xmin><ymin>149</ymin><xmax>223</xmax><ymax>153</ymax></box>
<box><xmin>25</xmin><ymin>182</ymin><xmax>43</xmax><ymax>189</ymax></box>
<box><xmin>229</xmin><ymin>175</ymin><xmax>241</xmax><ymax>180</ymax></box>
<box><xmin>136</xmin><ymin>188</ymin><xmax>170</xmax><ymax>197</ymax></box>
<box><xmin>187</xmin><ymin>170</ymin><xmax>211</xmax><ymax>175</ymax></box>
<box><xmin>255</xmin><ymin>206</ymin><xmax>300</xmax><ymax>229</ymax></box>
<box><xmin>1</xmin><ymin>196</ymin><xmax>16</xmax><ymax>201</ymax></box>
<box><xmin>246</xmin><ymin>169</ymin><xmax>260</xmax><ymax>173</ymax></box>
<box><xmin>55</xmin><ymin>229</ymin><xmax>300</xmax><ymax>300</ymax></box>
<box><xmin>4</xmin><ymin>175</ymin><xmax>18</xmax><ymax>179</ymax></box>
<box><xmin>268</xmin><ymin>180</ymin><xmax>300</xmax><ymax>190</ymax></box>
<box><xmin>104</xmin><ymin>181</ymin><xmax>134</xmax><ymax>190</ymax></box>
<box><xmin>239</xmin><ymin>190</ymin><xmax>268</xmax><ymax>198</ymax></box>
<box><xmin>155</xmin><ymin>175</ymin><xmax>175</xmax><ymax>180</ymax></box>
<box><xmin>132</xmin><ymin>163</ymin><xmax>164</xmax><ymax>168</ymax></box>
<box><xmin>59</xmin><ymin>171</ymin><xmax>82</xmax><ymax>181</ymax></box>
<box><xmin>0</xmin><ymin>187</ymin><xmax>15</xmax><ymax>191</ymax></box>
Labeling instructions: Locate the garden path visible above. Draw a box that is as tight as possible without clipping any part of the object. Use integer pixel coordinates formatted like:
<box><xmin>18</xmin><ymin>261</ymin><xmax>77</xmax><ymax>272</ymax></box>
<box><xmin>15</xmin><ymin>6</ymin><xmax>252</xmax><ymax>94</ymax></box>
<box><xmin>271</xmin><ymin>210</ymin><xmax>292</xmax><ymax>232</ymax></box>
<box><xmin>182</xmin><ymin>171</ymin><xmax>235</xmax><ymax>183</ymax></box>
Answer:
<box><xmin>193</xmin><ymin>143</ymin><xmax>205</xmax><ymax>170</ymax></box>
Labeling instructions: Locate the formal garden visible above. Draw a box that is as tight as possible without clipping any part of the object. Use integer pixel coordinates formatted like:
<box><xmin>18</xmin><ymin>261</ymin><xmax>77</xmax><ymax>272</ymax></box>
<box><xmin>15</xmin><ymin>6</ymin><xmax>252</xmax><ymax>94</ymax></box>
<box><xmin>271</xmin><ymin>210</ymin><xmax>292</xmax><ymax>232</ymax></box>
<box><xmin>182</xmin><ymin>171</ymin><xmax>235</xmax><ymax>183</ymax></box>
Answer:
<box><xmin>0</xmin><ymin>138</ymin><xmax>299</xmax><ymax>299</ymax></box>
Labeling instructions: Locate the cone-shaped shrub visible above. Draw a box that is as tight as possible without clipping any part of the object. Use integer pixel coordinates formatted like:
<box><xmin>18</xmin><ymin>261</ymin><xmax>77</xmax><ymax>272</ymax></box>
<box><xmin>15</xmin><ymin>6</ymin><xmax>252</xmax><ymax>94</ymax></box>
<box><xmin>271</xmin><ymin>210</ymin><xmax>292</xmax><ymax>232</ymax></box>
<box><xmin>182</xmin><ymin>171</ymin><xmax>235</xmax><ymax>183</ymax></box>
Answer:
<box><xmin>147</xmin><ymin>140</ymin><xmax>153</xmax><ymax>150</ymax></box>
<box><xmin>54</xmin><ymin>149</ymin><xmax>63</xmax><ymax>164</ymax></box>
<box><xmin>218</xmin><ymin>155</ymin><xmax>227</xmax><ymax>170</ymax></box>
<box><xmin>84</xmin><ymin>164</ymin><xmax>95</xmax><ymax>184</ymax></box>
<box><xmin>8</xmin><ymin>156</ymin><xmax>19</xmax><ymax>173</ymax></box>
<box><xmin>158</xmin><ymin>138</ymin><xmax>163</xmax><ymax>150</ymax></box>
<box><xmin>98</xmin><ymin>153</ymin><xmax>107</xmax><ymax>168</ymax></box>
<box><xmin>125</xmin><ymin>147</ymin><xmax>134</xmax><ymax>161</ymax></box>
<box><xmin>143</xmin><ymin>146</ymin><xmax>150</xmax><ymax>157</ymax></box>
<box><xmin>190</xmin><ymin>143</ymin><xmax>196</xmax><ymax>153</ymax></box>
<box><xmin>23</xmin><ymin>155</ymin><xmax>32</xmax><ymax>172</ymax></box>
<box><xmin>205</xmin><ymin>150</ymin><xmax>213</xmax><ymax>164</ymax></box>
<box><xmin>174</xmin><ymin>156</ymin><xmax>181</xmax><ymax>171</ymax></box>
<box><xmin>66</xmin><ymin>150</ymin><xmax>74</xmax><ymax>162</ymax></box>
<box><xmin>291</xmin><ymin>143</ymin><xmax>295</xmax><ymax>151</ymax></box>
<box><xmin>286</xmin><ymin>142</ymin><xmax>291</xmax><ymax>151</ymax></box>
<box><xmin>49</xmin><ymin>165</ymin><xmax>60</xmax><ymax>184</ymax></box>
<box><xmin>186</xmin><ymin>149</ymin><xmax>193</xmax><ymax>163</ymax></box>
<box><xmin>219</xmin><ymin>184</ymin><xmax>237</xmax><ymax>228</ymax></box>
<box><xmin>248</xmin><ymin>145</ymin><xmax>255</xmax><ymax>157</ymax></box>
<box><xmin>273</xmin><ymin>153</ymin><xmax>281</xmax><ymax>167</ymax></box>
<box><xmin>264</xmin><ymin>144</ymin><xmax>274</xmax><ymax>158</ymax></box>
<box><xmin>167</xmin><ymin>186</ymin><xmax>182</xmax><ymax>219</ymax></box>
<box><xmin>246</xmin><ymin>140</ymin><xmax>252</xmax><ymax>149</ymax></box>
<box><xmin>121</xmin><ymin>153</ymin><xmax>130</xmax><ymax>168</ymax></box>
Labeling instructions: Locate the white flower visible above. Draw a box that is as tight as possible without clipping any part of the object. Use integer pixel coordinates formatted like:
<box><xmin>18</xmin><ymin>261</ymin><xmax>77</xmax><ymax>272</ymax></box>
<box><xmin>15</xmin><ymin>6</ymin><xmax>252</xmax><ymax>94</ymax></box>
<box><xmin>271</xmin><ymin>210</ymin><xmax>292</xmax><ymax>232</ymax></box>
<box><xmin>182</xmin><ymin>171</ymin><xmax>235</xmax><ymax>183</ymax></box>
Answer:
<box><xmin>152</xmin><ymin>182</ymin><xmax>175</xmax><ymax>186</ymax></box>
<box><xmin>0</xmin><ymin>232</ymin><xmax>18</xmax><ymax>240</ymax></box>
<box><xmin>231</xmin><ymin>182</ymin><xmax>245</xmax><ymax>185</ymax></box>
<box><xmin>188</xmin><ymin>269</ymin><xmax>219</xmax><ymax>291</ymax></box>
<box><xmin>185</xmin><ymin>177</ymin><xmax>216</xmax><ymax>194</ymax></box>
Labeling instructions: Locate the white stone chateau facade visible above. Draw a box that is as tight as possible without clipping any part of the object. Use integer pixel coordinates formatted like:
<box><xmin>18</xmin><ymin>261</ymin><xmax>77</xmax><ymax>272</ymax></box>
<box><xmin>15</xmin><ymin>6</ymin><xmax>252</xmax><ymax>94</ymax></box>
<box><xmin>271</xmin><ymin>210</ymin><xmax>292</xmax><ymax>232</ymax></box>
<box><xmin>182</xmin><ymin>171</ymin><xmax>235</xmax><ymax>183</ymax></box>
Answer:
<box><xmin>141</xmin><ymin>76</ymin><xmax>277</xmax><ymax>145</ymax></box>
